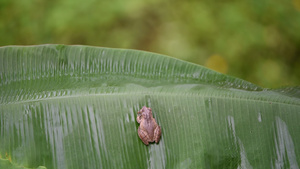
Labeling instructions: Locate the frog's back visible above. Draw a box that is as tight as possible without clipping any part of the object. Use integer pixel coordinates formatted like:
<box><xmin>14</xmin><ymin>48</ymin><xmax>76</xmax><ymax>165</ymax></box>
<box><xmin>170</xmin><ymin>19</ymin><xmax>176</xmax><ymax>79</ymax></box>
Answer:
<box><xmin>142</xmin><ymin>119</ymin><xmax>157</xmax><ymax>140</ymax></box>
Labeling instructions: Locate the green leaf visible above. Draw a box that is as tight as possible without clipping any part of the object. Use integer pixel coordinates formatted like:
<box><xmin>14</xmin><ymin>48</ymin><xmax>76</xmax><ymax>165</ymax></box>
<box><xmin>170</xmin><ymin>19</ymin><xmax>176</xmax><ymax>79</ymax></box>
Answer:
<box><xmin>0</xmin><ymin>158</ymin><xmax>46</xmax><ymax>169</ymax></box>
<box><xmin>0</xmin><ymin>45</ymin><xmax>299</xmax><ymax>169</ymax></box>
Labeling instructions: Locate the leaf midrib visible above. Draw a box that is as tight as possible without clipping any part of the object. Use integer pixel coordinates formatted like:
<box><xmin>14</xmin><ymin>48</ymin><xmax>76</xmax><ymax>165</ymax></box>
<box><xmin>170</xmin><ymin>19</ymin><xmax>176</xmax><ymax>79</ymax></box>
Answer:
<box><xmin>2</xmin><ymin>90</ymin><xmax>299</xmax><ymax>107</ymax></box>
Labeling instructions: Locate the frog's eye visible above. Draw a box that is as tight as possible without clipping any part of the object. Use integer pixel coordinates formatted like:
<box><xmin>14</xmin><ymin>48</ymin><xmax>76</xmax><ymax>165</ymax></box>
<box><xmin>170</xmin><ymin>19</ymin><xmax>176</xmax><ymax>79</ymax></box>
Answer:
<box><xmin>148</xmin><ymin>108</ymin><xmax>152</xmax><ymax>111</ymax></box>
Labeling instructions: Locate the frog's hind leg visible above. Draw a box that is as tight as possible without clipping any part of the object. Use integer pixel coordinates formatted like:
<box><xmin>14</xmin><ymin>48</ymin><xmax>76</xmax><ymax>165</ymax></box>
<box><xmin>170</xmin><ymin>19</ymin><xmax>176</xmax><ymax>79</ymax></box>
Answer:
<box><xmin>154</xmin><ymin>126</ymin><xmax>161</xmax><ymax>143</ymax></box>
<box><xmin>138</xmin><ymin>127</ymin><xmax>150</xmax><ymax>145</ymax></box>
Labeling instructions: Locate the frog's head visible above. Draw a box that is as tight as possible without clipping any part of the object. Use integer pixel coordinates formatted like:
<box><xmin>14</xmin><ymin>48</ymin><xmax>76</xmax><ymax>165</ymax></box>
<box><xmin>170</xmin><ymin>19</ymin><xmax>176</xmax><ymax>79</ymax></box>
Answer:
<box><xmin>140</xmin><ymin>106</ymin><xmax>152</xmax><ymax>119</ymax></box>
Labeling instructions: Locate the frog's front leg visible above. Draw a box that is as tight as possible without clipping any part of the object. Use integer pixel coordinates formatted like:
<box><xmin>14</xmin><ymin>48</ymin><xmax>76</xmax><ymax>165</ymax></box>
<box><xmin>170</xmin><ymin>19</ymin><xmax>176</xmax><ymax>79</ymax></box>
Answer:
<box><xmin>136</xmin><ymin>115</ymin><xmax>142</xmax><ymax>123</ymax></box>
<box><xmin>138</xmin><ymin>127</ymin><xmax>150</xmax><ymax>145</ymax></box>
<box><xmin>154</xmin><ymin>125</ymin><xmax>161</xmax><ymax>143</ymax></box>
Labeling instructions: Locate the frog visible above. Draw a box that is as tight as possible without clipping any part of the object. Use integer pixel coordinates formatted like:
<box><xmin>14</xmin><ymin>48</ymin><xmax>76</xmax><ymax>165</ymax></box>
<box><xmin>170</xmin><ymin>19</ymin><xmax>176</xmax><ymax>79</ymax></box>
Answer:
<box><xmin>136</xmin><ymin>106</ymin><xmax>161</xmax><ymax>145</ymax></box>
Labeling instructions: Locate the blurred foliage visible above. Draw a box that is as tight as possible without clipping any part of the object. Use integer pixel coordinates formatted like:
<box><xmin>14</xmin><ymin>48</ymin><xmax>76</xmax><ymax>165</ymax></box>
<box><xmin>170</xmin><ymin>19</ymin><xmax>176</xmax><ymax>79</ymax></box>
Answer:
<box><xmin>0</xmin><ymin>0</ymin><xmax>299</xmax><ymax>88</ymax></box>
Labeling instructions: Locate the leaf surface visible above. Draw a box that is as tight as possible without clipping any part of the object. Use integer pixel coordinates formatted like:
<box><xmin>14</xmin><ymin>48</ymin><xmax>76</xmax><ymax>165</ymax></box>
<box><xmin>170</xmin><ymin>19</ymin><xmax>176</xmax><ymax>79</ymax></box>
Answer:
<box><xmin>0</xmin><ymin>45</ymin><xmax>299</xmax><ymax>169</ymax></box>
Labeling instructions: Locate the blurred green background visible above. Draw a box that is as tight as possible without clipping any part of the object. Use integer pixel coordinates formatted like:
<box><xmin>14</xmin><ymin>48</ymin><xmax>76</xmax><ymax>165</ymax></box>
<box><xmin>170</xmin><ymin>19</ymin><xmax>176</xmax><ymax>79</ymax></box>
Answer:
<box><xmin>1</xmin><ymin>0</ymin><xmax>299</xmax><ymax>88</ymax></box>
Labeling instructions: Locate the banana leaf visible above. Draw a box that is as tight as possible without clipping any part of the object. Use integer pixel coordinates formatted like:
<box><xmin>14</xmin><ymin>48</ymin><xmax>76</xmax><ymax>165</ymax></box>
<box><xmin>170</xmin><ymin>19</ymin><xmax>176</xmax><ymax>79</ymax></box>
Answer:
<box><xmin>0</xmin><ymin>45</ymin><xmax>299</xmax><ymax>169</ymax></box>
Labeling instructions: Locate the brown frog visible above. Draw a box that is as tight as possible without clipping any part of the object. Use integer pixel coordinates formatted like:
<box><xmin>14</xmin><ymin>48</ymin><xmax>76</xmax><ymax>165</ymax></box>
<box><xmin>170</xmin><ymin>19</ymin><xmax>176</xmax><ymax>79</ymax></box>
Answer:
<box><xmin>136</xmin><ymin>106</ymin><xmax>161</xmax><ymax>145</ymax></box>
